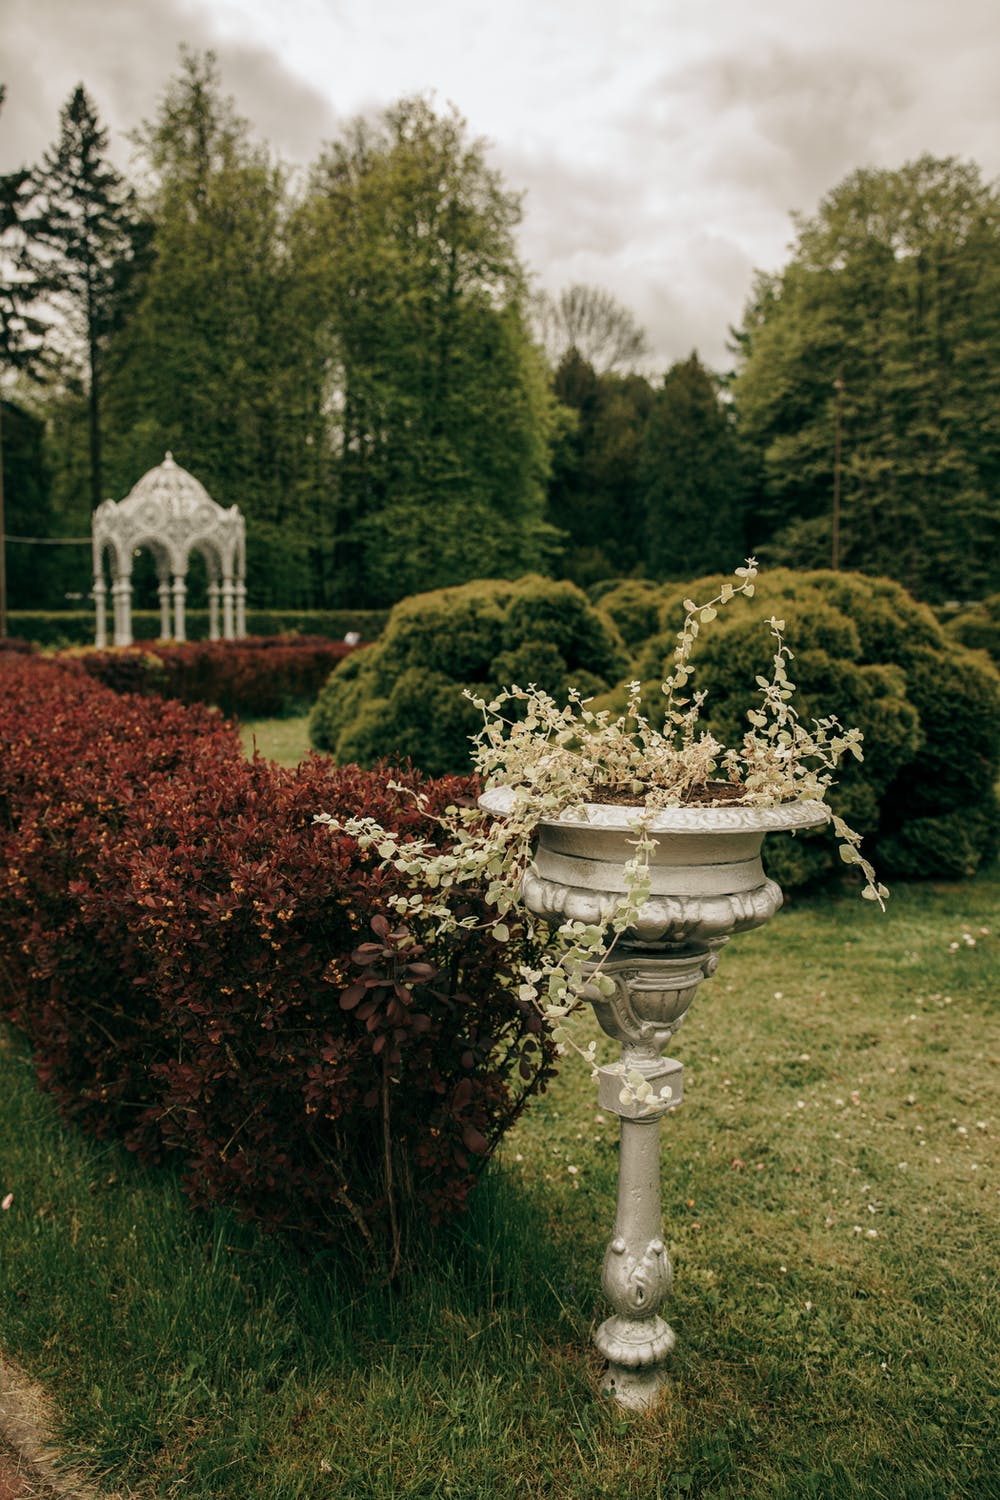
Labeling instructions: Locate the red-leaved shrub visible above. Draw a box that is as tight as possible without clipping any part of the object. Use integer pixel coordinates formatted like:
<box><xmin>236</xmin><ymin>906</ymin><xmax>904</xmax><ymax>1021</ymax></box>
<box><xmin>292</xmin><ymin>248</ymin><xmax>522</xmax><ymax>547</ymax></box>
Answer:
<box><xmin>67</xmin><ymin>635</ymin><xmax>361</xmax><ymax>718</ymax></box>
<box><xmin>0</xmin><ymin>655</ymin><xmax>555</xmax><ymax>1271</ymax></box>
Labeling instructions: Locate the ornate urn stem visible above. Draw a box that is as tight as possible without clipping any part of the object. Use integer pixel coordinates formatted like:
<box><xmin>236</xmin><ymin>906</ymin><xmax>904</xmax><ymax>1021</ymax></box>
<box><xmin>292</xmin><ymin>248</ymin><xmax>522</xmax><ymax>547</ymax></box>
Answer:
<box><xmin>583</xmin><ymin>942</ymin><xmax>717</xmax><ymax>1408</ymax></box>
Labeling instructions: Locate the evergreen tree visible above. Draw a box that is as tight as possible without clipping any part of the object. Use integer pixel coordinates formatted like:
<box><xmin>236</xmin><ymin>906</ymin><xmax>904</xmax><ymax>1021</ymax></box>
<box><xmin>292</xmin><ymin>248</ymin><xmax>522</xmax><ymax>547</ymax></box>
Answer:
<box><xmin>732</xmin><ymin>156</ymin><xmax>1000</xmax><ymax>601</ymax></box>
<box><xmin>545</xmin><ymin>349</ymin><xmax>654</xmax><ymax>584</ymax></box>
<box><xmin>638</xmin><ymin>353</ymin><xmax>749</xmax><ymax>578</ymax></box>
<box><xmin>1</xmin><ymin>86</ymin><xmax>55</xmax><ymax>631</ymax></box>
<box><xmin>296</xmin><ymin>97</ymin><xmax>559</xmax><ymax>604</ymax></box>
<box><xmin>27</xmin><ymin>84</ymin><xmax>146</xmax><ymax>509</ymax></box>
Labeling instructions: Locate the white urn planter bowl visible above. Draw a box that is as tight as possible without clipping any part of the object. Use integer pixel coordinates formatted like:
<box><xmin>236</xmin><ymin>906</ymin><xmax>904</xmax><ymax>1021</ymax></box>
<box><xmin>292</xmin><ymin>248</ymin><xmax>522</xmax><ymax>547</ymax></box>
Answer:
<box><xmin>479</xmin><ymin>786</ymin><xmax>829</xmax><ymax>1410</ymax></box>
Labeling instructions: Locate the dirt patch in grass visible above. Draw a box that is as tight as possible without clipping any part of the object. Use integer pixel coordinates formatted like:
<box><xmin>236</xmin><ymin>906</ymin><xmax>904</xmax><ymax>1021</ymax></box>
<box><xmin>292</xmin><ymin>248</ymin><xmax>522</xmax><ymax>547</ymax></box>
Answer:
<box><xmin>0</xmin><ymin>1355</ymin><xmax>123</xmax><ymax>1500</ymax></box>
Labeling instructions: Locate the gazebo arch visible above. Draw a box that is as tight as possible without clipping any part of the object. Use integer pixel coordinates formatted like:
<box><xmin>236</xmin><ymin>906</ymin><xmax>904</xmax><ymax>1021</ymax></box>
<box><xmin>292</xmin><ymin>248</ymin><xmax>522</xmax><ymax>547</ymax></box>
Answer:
<box><xmin>92</xmin><ymin>453</ymin><xmax>246</xmax><ymax>647</ymax></box>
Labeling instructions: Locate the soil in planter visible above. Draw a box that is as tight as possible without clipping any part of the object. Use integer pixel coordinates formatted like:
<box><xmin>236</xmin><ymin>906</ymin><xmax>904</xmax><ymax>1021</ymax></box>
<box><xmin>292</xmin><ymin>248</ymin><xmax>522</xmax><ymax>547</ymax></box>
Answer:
<box><xmin>588</xmin><ymin>780</ymin><xmax>748</xmax><ymax>808</ymax></box>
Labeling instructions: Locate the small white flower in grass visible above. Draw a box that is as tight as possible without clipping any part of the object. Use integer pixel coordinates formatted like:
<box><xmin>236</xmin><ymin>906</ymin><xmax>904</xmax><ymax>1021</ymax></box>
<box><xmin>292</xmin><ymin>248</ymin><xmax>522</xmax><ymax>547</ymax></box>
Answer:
<box><xmin>1</xmin><ymin>1193</ymin><xmax>12</xmax><ymax>1211</ymax></box>
<box><xmin>866</xmin><ymin>1228</ymin><xmax>879</xmax><ymax>1238</ymax></box>
<box><xmin>567</xmin><ymin>1165</ymin><xmax>579</xmax><ymax>1175</ymax></box>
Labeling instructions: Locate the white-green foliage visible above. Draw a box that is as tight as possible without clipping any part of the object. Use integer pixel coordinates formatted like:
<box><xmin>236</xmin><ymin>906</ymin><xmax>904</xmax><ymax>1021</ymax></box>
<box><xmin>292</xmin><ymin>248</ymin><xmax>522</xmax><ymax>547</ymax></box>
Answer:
<box><xmin>317</xmin><ymin>562</ymin><xmax>886</xmax><ymax>1074</ymax></box>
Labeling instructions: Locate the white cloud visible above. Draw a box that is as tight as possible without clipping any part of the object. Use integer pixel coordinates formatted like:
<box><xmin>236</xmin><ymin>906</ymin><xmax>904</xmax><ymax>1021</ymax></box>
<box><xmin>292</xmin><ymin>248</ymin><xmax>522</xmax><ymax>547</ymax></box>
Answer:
<box><xmin>2</xmin><ymin>0</ymin><xmax>998</xmax><ymax>372</ymax></box>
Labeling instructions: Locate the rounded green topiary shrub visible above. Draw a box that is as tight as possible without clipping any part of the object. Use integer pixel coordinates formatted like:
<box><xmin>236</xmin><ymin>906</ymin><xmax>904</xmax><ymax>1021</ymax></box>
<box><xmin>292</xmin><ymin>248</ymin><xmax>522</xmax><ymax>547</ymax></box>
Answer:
<box><xmin>589</xmin><ymin>578</ymin><xmax>665</xmax><ymax>649</ymax></box>
<box><xmin>310</xmin><ymin>576</ymin><xmax>628</xmax><ymax>776</ymax></box>
<box><xmin>624</xmin><ymin>568</ymin><xmax>1000</xmax><ymax>888</ymax></box>
<box><xmin>942</xmin><ymin>594</ymin><xmax>1000</xmax><ymax>670</ymax></box>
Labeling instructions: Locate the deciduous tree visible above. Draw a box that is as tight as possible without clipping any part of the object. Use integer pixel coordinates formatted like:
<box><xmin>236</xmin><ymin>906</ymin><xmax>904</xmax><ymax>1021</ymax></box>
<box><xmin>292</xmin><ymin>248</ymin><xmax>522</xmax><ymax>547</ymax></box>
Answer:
<box><xmin>296</xmin><ymin>97</ymin><xmax>559</xmax><ymax>605</ymax></box>
<box><xmin>103</xmin><ymin>51</ymin><xmax>325</xmax><ymax>606</ymax></box>
<box><xmin>731</xmin><ymin>155</ymin><xmax>1000</xmax><ymax>601</ymax></box>
<box><xmin>534</xmin><ymin>283</ymin><xmax>650</xmax><ymax>374</ymax></box>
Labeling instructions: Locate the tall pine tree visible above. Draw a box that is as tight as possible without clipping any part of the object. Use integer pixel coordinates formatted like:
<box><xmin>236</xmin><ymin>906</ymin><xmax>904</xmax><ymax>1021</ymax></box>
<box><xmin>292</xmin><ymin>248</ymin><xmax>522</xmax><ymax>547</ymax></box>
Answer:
<box><xmin>1</xmin><ymin>85</ymin><xmax>55</xmax><ymax>631</ymax></box>
<box><xmin>638</xmin><ymin>353</ymin><xmax>750</xmax><ymax>579</ymax></box>
<box><xmin>28</xmin><ymin>84</ymin><xmax>146</xmax><ymax>509</ymax></box>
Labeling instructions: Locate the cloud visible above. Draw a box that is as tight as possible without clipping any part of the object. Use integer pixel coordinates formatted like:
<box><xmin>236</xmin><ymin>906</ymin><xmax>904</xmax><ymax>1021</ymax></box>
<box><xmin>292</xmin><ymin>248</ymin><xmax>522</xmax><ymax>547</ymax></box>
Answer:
<box><xmin>641</xmin><ymin>43</ymin><xmax>915</xmax><ymax>211</ymax></box>
<box><xmin>1</xmin><ymin>0</ymin><xmax>338</xmax><ymax>171</ymax></box>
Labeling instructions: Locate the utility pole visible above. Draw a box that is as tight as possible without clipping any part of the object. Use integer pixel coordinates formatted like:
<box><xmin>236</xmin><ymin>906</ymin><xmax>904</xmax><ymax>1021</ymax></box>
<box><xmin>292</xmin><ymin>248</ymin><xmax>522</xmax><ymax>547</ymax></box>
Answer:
<box><xmin>831</xmin><ymin>376</ymin><xmax>844</xmax><ymax>571</ymax></box>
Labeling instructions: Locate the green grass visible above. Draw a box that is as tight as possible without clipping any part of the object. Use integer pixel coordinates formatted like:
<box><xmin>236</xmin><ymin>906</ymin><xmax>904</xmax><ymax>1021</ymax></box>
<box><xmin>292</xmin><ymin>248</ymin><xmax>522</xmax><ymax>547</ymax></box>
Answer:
<box><xmin>1</xmin><ymin>871</ymin><xmax>998</xmax><ymax>1498</ymax></box>
<box><xmin>239</xmin><ymin>713</ymin><xmax>314</xmax><ymax>766</ymax></box>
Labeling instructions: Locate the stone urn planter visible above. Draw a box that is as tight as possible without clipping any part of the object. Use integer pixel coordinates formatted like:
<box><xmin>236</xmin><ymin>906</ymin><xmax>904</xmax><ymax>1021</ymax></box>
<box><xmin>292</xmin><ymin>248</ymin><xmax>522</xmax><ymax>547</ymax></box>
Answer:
<box><xmin>479</xmin><ymin>785</ymin><xmax>828</xmax><ymax>1409</ymax></box>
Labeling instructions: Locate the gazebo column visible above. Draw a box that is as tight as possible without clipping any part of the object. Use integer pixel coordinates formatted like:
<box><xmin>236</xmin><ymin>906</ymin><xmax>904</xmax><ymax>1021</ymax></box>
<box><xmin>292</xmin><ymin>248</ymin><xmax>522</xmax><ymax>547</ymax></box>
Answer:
<box><xmin>221</xmin><ymin>575</ymin><xmax>235</xmax><ymax>640</ymax></box>
<box><xmin>93</xmin><ymin>576</ymin><xmax>107</xmax><ymax>649</ymax></box>
<box><xmin>158</xmin><ymin>576</ymin><xmax>173</xmax><ymax>640</ymax></box>
<box><xmin>113</xmin><ymin>576</ymin><xmax>133</xmax><ymax>647</ymax></box>
<box><xmin>172</xmin><ymin>574</ymin><xmax>187</xmax><ymax>643</ymax></box>
<box><xmin>235</xmin><ymin>579</ymin><xmax>246</xmax><ymax>639</ymax></box>
<box><xmin>208</xmin><ymin>581</ymin><xmax>221</xmax><ymax>641</ymax></box>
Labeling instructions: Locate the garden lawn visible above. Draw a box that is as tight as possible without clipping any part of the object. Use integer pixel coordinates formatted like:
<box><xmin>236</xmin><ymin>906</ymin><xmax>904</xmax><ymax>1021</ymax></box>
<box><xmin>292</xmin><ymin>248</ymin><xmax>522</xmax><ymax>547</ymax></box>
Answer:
<box><xmin>0</xmin><ymin>870</ymin><xmax>997</xmax><ymax>1499</ymax></box>
<box><xmin>239</xmin><ymin>714</ymin><xmax>314</xmax><ymax>767</ymax></box>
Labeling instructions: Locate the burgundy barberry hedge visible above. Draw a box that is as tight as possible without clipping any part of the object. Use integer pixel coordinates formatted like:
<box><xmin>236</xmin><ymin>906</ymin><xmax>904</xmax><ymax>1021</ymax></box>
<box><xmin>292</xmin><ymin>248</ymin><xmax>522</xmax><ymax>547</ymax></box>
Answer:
<box><xmin>0</xmin><ymin>655</ymin><xmax>556</xmax><ymax>1270</ymax></box>
<box><xmin>66</xmin><ymin>635</ymin><xmax>361</xmax><ymax>718</ymax></box>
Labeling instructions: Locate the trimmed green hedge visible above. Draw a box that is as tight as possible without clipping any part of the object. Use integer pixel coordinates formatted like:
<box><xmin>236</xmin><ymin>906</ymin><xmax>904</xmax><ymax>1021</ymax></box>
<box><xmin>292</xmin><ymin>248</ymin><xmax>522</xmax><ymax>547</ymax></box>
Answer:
<box><xmin>7</xmin><ymin>609</ymin><xmax>390</xmax><ymax>649</ymax></box>
<box><xmin>309</xmin><ymin>565</ymin><xmax>999</xmax><ymax>890</ymax></box>
<box><xmin>625</xmin><ymin>569</ymin><xmax>1000</xmax><ymax>887</ymax></box>
<box><xmin>310</xmin><ymin>575</ymin><xmax>628</xmax><ymax>777</ymax></box>
<box><xmin>941</xmin><ymin>594</ymin><xmax>1000</xmax><ymax>669</ymax></box>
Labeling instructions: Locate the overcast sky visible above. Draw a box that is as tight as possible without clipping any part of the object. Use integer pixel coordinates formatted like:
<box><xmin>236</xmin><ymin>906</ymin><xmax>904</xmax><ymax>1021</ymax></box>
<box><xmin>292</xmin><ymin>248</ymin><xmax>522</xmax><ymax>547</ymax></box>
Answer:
<box><xmin>3</xmin><ymin>0</ymin><xmax>998</xmax><ymax>370</ymax></box>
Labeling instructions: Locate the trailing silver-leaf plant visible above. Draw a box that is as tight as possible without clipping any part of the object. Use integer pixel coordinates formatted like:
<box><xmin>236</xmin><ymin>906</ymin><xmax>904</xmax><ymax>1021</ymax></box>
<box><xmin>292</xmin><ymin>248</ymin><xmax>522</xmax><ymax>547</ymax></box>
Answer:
<box><xmin>317</xmin><ymin>561</ymin><xmax>887</xmax><ymax>1071</ymax></box>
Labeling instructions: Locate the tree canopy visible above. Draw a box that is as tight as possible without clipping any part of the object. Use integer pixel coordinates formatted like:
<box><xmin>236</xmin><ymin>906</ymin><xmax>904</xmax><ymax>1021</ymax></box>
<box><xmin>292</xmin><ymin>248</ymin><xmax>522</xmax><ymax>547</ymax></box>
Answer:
<box><xmin>27</xmin><ymin>84</ymin><xmax>146</xmax><ymax>508</ymax></box>
<box><xmin>295</xmin><ymin>96</ymin><xmax>559</xmax><ymax>604</ymax></box>
<box><xmin>5</xmin><ymin>64</ymin><xmax>999</xmax><ymax>617</ymax></box>
<box><xmin>731</xmin><ymin>155</ymin><xmax>1000</xmax><ymax>602</ymax></box>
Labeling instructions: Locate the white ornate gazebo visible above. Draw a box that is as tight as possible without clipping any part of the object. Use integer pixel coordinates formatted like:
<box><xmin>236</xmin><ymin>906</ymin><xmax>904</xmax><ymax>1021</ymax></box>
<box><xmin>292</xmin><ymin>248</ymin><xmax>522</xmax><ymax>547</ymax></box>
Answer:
<box><xmin>92</xmin><ymin>453</ymin><xmax>246</xmax><ymax>647</ymax></box>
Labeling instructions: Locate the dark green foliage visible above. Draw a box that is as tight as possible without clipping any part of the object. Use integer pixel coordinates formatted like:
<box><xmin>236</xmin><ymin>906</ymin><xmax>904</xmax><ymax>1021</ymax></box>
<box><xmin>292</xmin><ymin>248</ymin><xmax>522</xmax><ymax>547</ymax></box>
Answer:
<box><xmin>732</xmin><ymin>156</ymin><xmax>1000</xmax><ymax>602</ymax></box>
<box><xmin>1</xmin><ymin>399</ymin><xmax>58</xmax><ymax>607</ymax></box>
<box><xmin>943</xmin><ymin>594</ymin><xmax>1000</xmax><ymax>669</ymax></box>
<box><xmin>26</xmin><ymin>84</ymin><xmax>147</xmax><ymax>509</ymax></box>
<box><xmin>544</xmin><ymin>350</ymin><xmax>655</xmax><ymax>584</ymax></box>
<box><xmin>6</xmin><ymin>608</ymin><xmax>388</xmax><ymax>647</ymax></box>
<box><xmin>628</xmin><ymin>568</ymin><xmax>999</xmax><ymax>887</ymax></box>
<box><xmin>101</xmin><ymin>52</ymin><xmax>323</xmax><ymax>609</ymax></box>
<box><xmin>310</xmin><ymin>575</ymin><xmax>627</xmax><ymax>776</ymax></box>
<box><xmin>587</xmin><ymin>577</ymin><xmax>664</xmax><ymax>648</ymax></box>
<box><xmin>638</xmin><ymin>353</ymin><xmax>751</xmax><ymax>577</ymax></box>
<box><xmin>295</xmin><ymin>96</ymin><xmax>558</xmax><ymax>605</ymax></box>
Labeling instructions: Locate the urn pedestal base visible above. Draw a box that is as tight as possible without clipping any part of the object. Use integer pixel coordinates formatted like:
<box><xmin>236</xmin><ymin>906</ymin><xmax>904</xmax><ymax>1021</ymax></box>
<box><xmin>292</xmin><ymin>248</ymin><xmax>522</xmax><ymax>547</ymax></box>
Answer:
<box><xmin>581</xmin><ymin>947</ymin><xmax>713</xmax><ymax>1410</ymax></box>
<box><xmin>476</xmin><ymin>788</ymin><xmax>830</xmax><ymax>1409</ymax></box>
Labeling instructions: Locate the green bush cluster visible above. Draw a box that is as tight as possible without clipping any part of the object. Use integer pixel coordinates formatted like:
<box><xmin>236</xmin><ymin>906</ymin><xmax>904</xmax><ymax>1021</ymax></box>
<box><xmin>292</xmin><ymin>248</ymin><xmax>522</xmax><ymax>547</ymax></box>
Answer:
<box><xmin>627</xmin><ymin>569</ymin><xmax>1000</xmax><ymax>887</ymax></box>
<box><xmin>588</xmin><ymin>578</ymin><xmax>665</xmax><ymax>649</ymax></box>
<box><xmin>310</xmin><ymin>566</ymin><xmax>998</xmax><ymax>888</ymax></box>
<box><xmin>6</xmin><ymin>608</ymin><xmax>390</xmax><ymax>649</ymax></box>
<box><xmin>942</xmin><ymin>594</ymin><xmax>1000</xmax><ymax>670</ymax></box>
<box><xmin>310</xmin><ymin>576</ymin><xmax>627</xmax><ymax>776</ymax></box>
